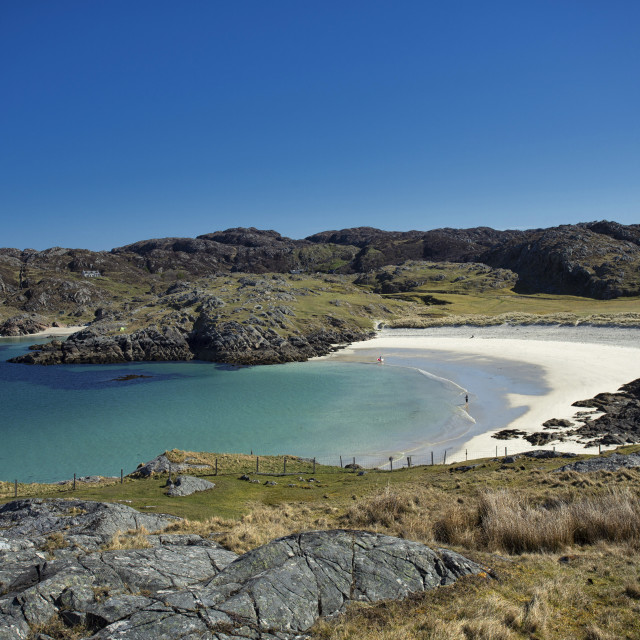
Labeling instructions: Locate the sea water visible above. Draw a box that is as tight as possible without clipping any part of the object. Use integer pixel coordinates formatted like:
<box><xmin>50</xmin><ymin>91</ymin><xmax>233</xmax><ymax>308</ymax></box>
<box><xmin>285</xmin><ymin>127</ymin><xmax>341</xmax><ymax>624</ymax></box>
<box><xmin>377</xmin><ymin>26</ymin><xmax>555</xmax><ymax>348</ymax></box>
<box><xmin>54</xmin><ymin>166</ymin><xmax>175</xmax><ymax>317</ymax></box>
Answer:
<box><xmin>0</xmin><ymin>338</ymin><xmax>469</xmax><ymax>483</ymax></box>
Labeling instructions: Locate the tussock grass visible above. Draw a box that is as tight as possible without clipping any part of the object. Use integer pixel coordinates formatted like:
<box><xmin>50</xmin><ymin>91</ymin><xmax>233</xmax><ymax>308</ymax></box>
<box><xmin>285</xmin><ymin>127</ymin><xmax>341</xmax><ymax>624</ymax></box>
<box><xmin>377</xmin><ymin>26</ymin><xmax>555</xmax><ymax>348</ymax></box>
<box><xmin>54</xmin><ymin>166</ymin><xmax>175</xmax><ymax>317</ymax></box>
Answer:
<box><xmin>479</xmin><ymin>489</ymin><xmax>640</xmax><ymax>553</ymax></box>
<box><xmin>101</xmin><ymin>526</ymin><xmax>153</xmax><ymax>550</ymax></box>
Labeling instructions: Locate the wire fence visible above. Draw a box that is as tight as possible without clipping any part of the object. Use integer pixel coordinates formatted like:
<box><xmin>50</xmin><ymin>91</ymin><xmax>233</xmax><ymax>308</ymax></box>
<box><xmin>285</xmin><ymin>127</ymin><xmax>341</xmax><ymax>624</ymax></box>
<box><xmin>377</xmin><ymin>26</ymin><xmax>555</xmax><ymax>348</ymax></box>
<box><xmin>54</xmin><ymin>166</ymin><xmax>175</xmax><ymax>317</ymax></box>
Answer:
<box><xmin>1</xmin><ymin>442</ymin><xmax>612</xmax><ymax>499</ymax></box>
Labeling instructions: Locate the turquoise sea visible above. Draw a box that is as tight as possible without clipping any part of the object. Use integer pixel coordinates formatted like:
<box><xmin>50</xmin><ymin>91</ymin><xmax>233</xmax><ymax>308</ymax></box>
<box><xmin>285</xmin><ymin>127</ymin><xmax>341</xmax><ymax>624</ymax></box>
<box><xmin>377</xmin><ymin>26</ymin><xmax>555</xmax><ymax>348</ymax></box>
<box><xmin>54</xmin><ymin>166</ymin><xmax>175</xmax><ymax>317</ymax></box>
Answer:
<box><xmin>0</xmin><ymin>337</ymin><xmax>471</xmax><ymax>483</ymax></box>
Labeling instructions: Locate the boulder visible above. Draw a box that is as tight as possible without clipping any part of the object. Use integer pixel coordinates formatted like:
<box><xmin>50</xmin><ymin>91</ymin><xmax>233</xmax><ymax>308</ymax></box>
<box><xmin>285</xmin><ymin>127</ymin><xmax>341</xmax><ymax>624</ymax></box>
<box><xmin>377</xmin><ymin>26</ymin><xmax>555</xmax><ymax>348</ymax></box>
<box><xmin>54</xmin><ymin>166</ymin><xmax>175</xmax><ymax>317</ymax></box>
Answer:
<box><xmin>166</xmin><ymin>475</ymin><xmax>214</xmax><ymax>497</ymax></box>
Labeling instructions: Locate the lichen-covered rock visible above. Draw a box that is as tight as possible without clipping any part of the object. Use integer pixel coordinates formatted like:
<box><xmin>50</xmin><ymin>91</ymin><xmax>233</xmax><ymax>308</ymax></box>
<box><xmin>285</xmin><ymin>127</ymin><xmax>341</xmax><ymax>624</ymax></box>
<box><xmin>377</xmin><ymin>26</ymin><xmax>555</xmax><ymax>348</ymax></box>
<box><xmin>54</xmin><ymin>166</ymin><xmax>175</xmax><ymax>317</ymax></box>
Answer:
<box><xmin>0</xmin><ymin>500</ymin><xmax>489</xmax><ymax>640</ymax></box>
<box><xmin>166</xmin><ymin>475</ymin><xmax>215</xmax><ymax>497</ymax></box>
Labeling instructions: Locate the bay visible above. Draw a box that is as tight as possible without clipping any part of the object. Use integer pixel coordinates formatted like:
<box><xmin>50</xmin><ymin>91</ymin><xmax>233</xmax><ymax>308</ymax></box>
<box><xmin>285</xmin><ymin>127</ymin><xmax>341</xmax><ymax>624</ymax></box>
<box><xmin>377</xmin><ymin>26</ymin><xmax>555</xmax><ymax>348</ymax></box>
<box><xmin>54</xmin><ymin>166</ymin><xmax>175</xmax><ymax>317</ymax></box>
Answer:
<box><xmin>0</xmin><ymin>337</ymin><xmax>467</xmax><ymax>483</ymax></box>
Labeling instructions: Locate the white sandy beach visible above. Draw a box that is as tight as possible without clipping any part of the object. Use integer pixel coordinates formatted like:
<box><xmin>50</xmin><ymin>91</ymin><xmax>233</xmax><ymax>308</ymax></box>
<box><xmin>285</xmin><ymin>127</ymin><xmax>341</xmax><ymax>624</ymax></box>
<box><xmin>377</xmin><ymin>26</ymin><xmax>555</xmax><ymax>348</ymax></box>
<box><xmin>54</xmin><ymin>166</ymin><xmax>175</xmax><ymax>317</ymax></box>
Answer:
<box><xmin>19</xmin><ymin>325</ymin><xmax>85</xmax><ymax>339</ymax></box>
<box><xmin>324</xmin><ymin>326</ymin><xmax>640</xmax><ymax>462</ymax></box>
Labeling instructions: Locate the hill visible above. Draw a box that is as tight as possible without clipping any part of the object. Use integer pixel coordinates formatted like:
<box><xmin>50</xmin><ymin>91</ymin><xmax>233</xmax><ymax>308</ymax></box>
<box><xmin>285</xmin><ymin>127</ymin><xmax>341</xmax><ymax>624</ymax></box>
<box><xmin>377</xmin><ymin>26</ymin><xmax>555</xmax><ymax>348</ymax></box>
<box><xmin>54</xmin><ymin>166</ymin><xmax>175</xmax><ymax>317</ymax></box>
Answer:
<box><xmin>2</xmin><ymin>220</ymin><xmax>640</xmax><ymax>365</ymax></box>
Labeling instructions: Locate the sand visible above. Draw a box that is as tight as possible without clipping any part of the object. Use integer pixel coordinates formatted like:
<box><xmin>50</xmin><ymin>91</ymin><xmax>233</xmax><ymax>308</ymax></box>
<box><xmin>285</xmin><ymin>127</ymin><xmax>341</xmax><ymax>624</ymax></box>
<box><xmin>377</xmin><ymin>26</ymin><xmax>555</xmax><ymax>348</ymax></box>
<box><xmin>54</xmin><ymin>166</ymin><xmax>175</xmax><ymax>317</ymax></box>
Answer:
<box><xmin>323</xmin><ymin>326</ymin><xmax>640</xmax><ymax>462</ymax></box>
<box><xmin>0</xmin><ymin>325</ymin><xmax>84</xmax><ymax>339</ymax></box>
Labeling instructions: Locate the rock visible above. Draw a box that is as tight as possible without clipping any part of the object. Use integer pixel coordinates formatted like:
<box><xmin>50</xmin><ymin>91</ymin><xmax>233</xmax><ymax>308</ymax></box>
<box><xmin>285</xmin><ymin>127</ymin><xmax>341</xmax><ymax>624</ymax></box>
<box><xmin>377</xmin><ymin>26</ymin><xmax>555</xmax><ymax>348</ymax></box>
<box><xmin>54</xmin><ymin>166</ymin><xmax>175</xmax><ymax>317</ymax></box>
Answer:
<box><xmin>166</xmin><ymin>475</ymin><xmax>214</xmax><ymax>497</ymax></box>
<box><xmin>556</xmin><ymin>452</ymin><xmax>640</xmax><ymax>473</ymax></box>
<box><xmin>130</xmin><ymin>454</ymin><xmax>211</xmax><ymax>478</ymax></box>
<box><xmin>0</xmin><ymin>500</ymin><xmax>488</xmax><ymax>640</ymax></box>
<box><xmin>0</xmin><ymin>314</ymin><xmax>50</xmax><ymax>336</ymax></box>
<box><xmin>523</xmin><ymin>432</ymin><xmax>562</xmax><ymax>446</ymax></box>
<box><xmin>542</xmin><ymin>418</ymin><xmax>573</xmax><ymax>428</ymax></box>
<box><xmin>567</xmin><ymin>379</ymin><xmax>640</xmax><ymax>446</ymax></box>
<box><xmin>521</xmin><ymin>450</ymin><xmax>577</xmax><ymax>459</ymax></box>
<box><xmin>450</xmin><ymin>464</ymin><xmax>480</xmax><ymax>472</ymax></box>
<box><xmin>492</xmin><ymin>429</ymin><xmax>527</xmax><ymax>440</ymax></box>
<box><xmin>9</xmin><ymin>324</ymin><xmax>194</xmax><ymax>365</ymax></box>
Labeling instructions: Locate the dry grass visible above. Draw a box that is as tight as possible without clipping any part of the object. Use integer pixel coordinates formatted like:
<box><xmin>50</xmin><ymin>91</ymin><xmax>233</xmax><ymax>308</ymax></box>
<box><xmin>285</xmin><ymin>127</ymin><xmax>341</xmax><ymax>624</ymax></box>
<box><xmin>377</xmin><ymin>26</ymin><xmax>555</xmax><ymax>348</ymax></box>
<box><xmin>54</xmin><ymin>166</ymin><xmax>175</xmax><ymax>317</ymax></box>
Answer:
<box><xmin>312</xmin><ymin>542</ymin><xmax>640</xmax><ymax>640</ymax></box>
<box><xmin>40</xmin><ymin>531</ymin><xmax>67</xmax><ymax>555</ymax></box>
<box><xmin>479</xmin><ymin>489</ymin><xmax>640</xmax><ymax>553</ymax></box>
<box><xmin>164</xmin><ymin>502</ymin><xmax>341</xmax><ymax>553</ymax></box>
<box><xmin>101</xmin><ymin>526</ymin><xmax>153</xmax><ymax>551</ymax></box>
<box><xmin>27</xmin><ymin>614</ymin><xmax>89</xmax><ymax>640</ymax></box>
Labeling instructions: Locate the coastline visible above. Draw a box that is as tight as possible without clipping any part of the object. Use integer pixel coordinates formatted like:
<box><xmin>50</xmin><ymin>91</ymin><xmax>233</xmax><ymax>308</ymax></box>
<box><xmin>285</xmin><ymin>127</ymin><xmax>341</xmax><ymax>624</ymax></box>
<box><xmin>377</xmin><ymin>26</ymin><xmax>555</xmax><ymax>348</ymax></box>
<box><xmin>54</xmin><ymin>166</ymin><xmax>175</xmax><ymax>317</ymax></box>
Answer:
<box><xmin>0</xmin><ymin>325</ymin><xmax>84</xmax><ymax>340</ymax></box>
<box><xmin>322</xmin><ymin>326</ymin><xmax>640</xmax><ymax>461</ymax></box>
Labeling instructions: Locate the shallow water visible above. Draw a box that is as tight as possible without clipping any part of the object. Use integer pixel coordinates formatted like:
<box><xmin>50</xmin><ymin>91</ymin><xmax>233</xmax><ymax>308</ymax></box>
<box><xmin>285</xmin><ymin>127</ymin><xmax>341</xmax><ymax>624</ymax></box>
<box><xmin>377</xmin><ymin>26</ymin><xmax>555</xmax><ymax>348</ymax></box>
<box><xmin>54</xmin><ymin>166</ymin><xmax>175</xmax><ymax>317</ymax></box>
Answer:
<box><xmin>0</xmin><ymin>338</ymin><xmax>470</xmax><ymax>483</ymax></box>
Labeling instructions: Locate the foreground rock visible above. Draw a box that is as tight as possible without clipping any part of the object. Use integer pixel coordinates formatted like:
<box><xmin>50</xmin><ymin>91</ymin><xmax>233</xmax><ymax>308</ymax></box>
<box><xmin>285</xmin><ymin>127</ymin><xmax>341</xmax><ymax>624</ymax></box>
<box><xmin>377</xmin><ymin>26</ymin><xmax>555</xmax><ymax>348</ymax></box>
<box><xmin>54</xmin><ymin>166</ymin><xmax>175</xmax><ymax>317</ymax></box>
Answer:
<box><xmin>0</xmin><ymin>499</ymin><xmax>488</xmax><ymax>639</ymax></box>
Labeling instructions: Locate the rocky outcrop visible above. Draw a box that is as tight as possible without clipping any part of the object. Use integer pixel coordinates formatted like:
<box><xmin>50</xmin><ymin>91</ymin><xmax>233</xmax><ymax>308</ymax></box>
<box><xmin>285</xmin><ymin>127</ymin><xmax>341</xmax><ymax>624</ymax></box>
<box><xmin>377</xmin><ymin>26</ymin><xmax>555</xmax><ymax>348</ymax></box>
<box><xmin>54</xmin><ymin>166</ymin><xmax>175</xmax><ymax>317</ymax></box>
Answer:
<box><xmin>189</xmin><ymin>316</ymin><xmax>372</xmax><ymax>365</ymax></box>
<box><xmin>567</xmin><ymin>379</ymin><xmax>640</xmax><ymax>446</ymax></box>
<box><xmin>0</xmin><ymin>313</ymin><xmax>51</xmax><ymax>336</ymax></box>
<box><xmin>556</xmin><ymin>452</ymin><xmax>640</xmax><ymax>473</ymax></box>
<box><xmin>131</xmin><ymin>453</ymin><xmax>212</xmax><ymax>478</ymax></box>
<box><xmin>10</xmin><ymin>315</ymin><xmax>372</xmax><ymax>366</ymax></box>
<box><xmin>0</xmin><ymin>499</ymin><xmax>488</xmax><ymax>640</ymax></box>
<box><xmin>166</xmin><ymin>475</ymin><xmax>215</xmax><ymax>497</ymax></box>
<box><xmin>9</xmin><ymin>324</ymin><xmax>193</xmax><ymax>365</ymax></box>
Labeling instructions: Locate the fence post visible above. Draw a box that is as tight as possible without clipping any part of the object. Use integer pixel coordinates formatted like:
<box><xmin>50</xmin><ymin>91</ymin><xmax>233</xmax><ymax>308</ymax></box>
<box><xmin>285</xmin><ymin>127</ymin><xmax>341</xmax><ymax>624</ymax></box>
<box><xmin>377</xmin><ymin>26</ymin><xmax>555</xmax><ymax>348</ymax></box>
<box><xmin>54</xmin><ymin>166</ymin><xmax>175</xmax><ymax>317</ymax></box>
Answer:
<box><xmin>389</xmin><ymin>456</ymin><xmax>393</xmax><ymax>472</ymax></box>
<box><xmin>340</xmin><ymin>455</ymin><xmax>343</xmax><ymax>468</ymax></box>
<box><xmin>443</xmin><ymin>450</ymin><xmax>447</xmax><ymax>465</ymax></box>
<box><xmin>599</xmin><ymin>444</ymin><xmax>601</xmax><ymax>455</ymax></box>
<box><xmin>14</xmin><ymin>479</ymin><xmax>17</xmax><ymax>498</ymax></box>
<box><xmin>313</xmin><ymin>457</ymin><xmax>316</xmax><ymax>473</ymax></box>
<box><xmin>465</xmin><ymin>449</ymin><xmax>468</xmax><ymax>461</ymax></box>
<box><xmin>505</xmin><ymin>447</ymin><xmax>507</xmax><ymax>457</ymax></box>
<box><xmin>215</xmin><ymin>458</ymin><xmax>218</xmax><ymax>476</ymax></box>
<box><xmin>407</xmin><ymin>456</ymin><xmax>411</xmax><ymax>468</ymax></box>
<box><xmin>73</xmin><ymin>473</ymin><xmax>76</xmax><ymax>491</ymax></box>
<box><xmin>495</xmin><ymin>446</ymin><xmax>498</xmax><ymax>457</ymax></box>
<box><xmin>283</xmin><ymin>457</ymin><xmax>287</xmax><ymax>474</ymax></box>
<box><xmin>352</xmin><ymin>457</ymin><xmax>355</xmax><ymax>467</ymax></box>
<box><xmin>120</xmin><ymin>469</ymin><xmax>123</xmax><ymax>485</ymax></box>
<box><xmin>431</xmin><ymin>451</ymin><xmax>434</xmax><ymax>465</ymax></box>
<box><xmin>256</xmin><ymin>456</ymin><xmax>259</xmax><ymax>473</ymax></box>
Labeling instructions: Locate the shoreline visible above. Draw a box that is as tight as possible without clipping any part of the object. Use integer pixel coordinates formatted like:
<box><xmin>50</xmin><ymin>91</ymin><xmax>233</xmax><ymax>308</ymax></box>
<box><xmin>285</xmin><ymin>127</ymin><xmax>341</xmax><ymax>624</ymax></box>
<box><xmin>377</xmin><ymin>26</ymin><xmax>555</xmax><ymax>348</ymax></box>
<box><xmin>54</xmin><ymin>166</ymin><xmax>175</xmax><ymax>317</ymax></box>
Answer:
<box><xmin>0</xmin><ymin>325</ymin><xmax>84</xmax><ymax>340</ymax></box>
<box><xmin>322</xmin><ymin>326</ymin><xmax>640</xmax><ymax>461</ymax></box>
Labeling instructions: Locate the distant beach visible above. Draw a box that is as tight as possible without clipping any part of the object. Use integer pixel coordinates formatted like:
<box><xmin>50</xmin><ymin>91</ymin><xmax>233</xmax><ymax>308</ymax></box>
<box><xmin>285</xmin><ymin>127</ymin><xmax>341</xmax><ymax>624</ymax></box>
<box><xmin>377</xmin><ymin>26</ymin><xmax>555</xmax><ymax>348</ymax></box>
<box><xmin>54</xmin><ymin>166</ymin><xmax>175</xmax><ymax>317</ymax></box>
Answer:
<box><xmin>0</xmin><ymin>325</ymin><xmax>84</xmax><ymax>340</ymax></box>
<box><xmin>323</xmin><ymin>325</ymin><xmax>640</xmax><ymax>460</ymax></box>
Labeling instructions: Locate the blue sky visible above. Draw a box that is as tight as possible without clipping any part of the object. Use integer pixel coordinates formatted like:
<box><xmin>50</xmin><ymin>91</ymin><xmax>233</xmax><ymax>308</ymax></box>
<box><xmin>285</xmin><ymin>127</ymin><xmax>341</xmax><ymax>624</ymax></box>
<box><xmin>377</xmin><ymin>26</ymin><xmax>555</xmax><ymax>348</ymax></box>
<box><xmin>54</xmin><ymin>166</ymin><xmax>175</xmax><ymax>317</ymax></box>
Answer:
<box><xmin>1</xmin><ymin>1</ymin><xmax>638</xmax><ymax>250</ymax></box>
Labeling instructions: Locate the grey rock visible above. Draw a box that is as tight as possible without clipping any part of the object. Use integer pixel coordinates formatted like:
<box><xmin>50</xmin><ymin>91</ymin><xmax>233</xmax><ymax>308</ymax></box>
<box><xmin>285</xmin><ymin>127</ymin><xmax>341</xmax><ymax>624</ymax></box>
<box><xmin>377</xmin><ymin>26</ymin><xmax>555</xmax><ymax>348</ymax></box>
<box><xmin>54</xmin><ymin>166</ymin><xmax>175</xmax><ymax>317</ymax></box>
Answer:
<box><xmin>556</xmin><ymin>452</ymin><xmax>640</xmax><ymax>473</ymax></box>
<box><xmin>132</xmin><ymin>454</ymin><xmax>211</xmax><ymax>478</ymax></box>
<box><xmin>0</xmin><ymin>500</ymin><xmax>488</xmax><ymax>640</ymax></box>
<box><xmin>166</xmin><ymin>475</ymin><xmax>215</xmax><ymax>497</ymax></box>
<box><xmin>0</xmin><ymin>499</ymin><xmax>178</xmax><ymax>540</ymax></box>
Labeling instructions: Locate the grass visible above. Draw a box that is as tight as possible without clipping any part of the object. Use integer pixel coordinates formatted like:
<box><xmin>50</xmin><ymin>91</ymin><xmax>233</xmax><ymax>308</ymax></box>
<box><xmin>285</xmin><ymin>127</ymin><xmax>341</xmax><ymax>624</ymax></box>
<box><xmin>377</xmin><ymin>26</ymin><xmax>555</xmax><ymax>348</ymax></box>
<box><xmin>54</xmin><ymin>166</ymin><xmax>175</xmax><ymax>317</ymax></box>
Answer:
<box><xmin>5</xmin><ymin>445</ymin><xmax>640</xmax><ymax>639</ymax></box>
<box><xmin>101</xmin><ymin>526</ymin><xmax>153</xmax><ymax>550</ymax></box>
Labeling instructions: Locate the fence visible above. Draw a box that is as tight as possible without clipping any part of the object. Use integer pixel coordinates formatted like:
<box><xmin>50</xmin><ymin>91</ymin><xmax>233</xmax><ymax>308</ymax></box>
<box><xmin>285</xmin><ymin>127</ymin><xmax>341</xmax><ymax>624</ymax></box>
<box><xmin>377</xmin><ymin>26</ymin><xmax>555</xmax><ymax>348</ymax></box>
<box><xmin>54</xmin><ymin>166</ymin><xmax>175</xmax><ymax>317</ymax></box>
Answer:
<box><xmin>1</xmin><ymin>442</ymin><xmax>613</xmax><ymax>499</ymax></box>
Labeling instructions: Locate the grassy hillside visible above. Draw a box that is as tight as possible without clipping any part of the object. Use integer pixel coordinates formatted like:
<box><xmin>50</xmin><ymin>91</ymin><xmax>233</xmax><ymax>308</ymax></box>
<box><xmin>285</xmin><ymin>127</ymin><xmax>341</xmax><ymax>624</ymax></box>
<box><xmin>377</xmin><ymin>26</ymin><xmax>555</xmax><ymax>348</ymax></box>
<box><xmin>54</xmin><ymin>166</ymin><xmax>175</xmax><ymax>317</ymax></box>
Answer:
<box><xmin>3</xmin><ymin>446</ymin><xmax>640</xmax><ymax>639</ymax></box>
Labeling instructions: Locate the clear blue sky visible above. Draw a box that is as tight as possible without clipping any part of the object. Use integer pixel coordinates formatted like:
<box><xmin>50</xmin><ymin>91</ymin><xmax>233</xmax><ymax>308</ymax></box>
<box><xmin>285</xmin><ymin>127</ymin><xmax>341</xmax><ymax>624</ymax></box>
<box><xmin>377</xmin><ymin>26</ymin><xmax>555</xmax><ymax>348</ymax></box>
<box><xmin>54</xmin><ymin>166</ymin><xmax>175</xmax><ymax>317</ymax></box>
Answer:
<box><xmin>1</xmin><ymin>1</ymin><xmax>638</xmax><ymax>250</ymax></box>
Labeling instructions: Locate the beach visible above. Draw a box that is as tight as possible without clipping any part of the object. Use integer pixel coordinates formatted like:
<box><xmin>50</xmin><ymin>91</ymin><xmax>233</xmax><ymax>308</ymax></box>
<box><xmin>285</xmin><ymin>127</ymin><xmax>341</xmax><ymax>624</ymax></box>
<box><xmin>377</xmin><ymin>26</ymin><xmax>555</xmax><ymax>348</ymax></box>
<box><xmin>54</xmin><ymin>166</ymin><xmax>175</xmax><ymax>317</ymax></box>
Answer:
<box><xmin>323</xmin><ymin>325</ymin><xmax>640</xmax><ymax>461</ymax></box>
<box><xmin>0</xmin><ymin>325</ymin><xmax>84</xmax><ymax>340</ymax></box>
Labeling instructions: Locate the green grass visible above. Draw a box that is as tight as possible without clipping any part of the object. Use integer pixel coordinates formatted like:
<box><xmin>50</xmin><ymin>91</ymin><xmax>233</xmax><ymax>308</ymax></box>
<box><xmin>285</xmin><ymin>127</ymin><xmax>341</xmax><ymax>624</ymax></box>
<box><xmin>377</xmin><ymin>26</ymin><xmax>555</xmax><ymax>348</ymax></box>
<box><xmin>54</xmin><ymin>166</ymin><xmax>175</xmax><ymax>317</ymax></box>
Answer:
<box><xmin>5</xmin><ymin>446</ymin><xmax>640</xmax><ymax>638</ymax></box>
